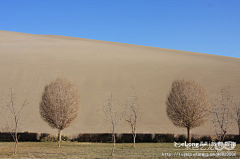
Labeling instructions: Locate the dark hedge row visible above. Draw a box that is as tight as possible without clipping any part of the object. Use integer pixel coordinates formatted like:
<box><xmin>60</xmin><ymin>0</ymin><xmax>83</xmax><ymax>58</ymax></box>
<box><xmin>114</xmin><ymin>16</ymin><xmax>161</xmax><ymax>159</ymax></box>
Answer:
<box><xmin>0</xmin><ymin>132</ymin><xmax>39</xmax><ymax>142</ymax></box>
<box><xmin>72</xmin><ymin>133</ymin><xmax>240</xmax><ymax>143</ymax></box>
<box><xmin>72</xmin><ymin>133</ymin><xmax>175</xmax><ymax>143</ymax></box>
<box><xmin>178</xmin><ymin>134</ymin><xmax>240</xmax><ymax>143</ymax></box>
<box><xmin>0</xmin><ymin>132</ymin><xmax>239</xmax><ymax>143</ymax></box>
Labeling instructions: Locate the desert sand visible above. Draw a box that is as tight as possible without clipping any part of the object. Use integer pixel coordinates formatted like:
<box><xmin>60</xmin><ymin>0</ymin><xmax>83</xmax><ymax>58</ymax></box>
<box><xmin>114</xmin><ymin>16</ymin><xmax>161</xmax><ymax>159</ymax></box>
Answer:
<box><xmin>0</xmin><ymin>30</ymin><xmax>239</xmax><ymax>136</ymax></box>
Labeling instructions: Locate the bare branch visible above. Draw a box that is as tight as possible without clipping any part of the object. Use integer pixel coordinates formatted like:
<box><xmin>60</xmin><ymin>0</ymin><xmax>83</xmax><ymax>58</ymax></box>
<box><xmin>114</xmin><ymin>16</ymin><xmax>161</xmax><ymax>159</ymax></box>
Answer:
<box><xmin>231</xmin><ymin>95</ymin><xmax>240</xmax><ymax>135</ymax></box>
<box><xmin>5</xmin><ymin>88</ymin><xmax>28</xmax><ymax>154</ymax></box>
<box><xmin>124</xmin><ymin>89</ymin><xmax>141</xmax><ymax>147</ymax></box>
<box><xmin>102</xmin><ymin>93</ymin><xmax>123</xmax><ymax>156</ymax></box>
<box><xmin>166</xmin><ymin>79</ymin><xmax>210</xmax><ymax>143</ymax></box>
<box><xmin>210</xmin><ymin>87</ymin><xmax>233</xmax><ymax>141</ymax></box>
<box><xmin>39</xmin><ymin>78</ymin><xmax>80</xmax><ymax>147</ymax></box>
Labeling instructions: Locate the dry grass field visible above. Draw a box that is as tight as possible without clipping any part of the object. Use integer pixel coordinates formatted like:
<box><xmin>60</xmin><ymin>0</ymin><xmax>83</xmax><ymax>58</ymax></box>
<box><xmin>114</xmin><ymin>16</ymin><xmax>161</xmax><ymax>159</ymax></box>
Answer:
<box><xmin>0</xmin><ymin>142</ymin><xmax>239</xmax><ymax>158</ymax></box>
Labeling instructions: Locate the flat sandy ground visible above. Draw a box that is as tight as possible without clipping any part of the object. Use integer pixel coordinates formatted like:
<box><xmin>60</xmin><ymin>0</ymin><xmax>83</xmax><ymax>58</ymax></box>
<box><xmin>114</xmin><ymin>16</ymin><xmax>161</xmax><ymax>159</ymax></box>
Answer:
<box><xmin>0</xmin><ymin>142</ymin><xmax>239</xmax><ymax>158</ymax></box>
<box><xmin>0</xmin><ymin>30</ymin><xmax>240</xmax><ymax>136</ymax></box>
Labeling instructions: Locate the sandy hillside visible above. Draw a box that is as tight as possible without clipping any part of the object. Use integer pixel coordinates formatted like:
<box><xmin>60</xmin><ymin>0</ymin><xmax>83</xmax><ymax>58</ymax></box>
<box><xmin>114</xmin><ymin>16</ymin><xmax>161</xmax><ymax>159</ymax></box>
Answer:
<box><xmin>0</xmin><ymin>30</ymin><xmax>239</xmax><ymax>136</ymax></box>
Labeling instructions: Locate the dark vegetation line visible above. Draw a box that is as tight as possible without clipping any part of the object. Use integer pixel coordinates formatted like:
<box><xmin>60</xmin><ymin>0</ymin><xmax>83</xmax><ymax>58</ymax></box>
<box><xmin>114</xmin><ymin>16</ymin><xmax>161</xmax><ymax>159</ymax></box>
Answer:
<box><xmin>0</xmin><ymin>132</ymin><xmax>239</xmax><ymax>143</ymax></box>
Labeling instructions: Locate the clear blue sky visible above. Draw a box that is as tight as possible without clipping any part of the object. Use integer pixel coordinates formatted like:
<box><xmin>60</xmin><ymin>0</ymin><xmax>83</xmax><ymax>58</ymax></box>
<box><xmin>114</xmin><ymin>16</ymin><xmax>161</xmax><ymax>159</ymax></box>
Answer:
<box><xmin>1</xmin><ymin>0</ymin><xmax>240</xmax><ymax>58</ymax></box>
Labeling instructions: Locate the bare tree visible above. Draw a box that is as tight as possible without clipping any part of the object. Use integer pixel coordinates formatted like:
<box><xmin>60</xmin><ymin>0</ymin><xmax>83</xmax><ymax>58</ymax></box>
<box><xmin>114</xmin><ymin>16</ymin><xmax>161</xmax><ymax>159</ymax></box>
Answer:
<box><xmin>166</xmin><ymin>79</ymin><xmax>210</xmax><ymax>143</ymax></box>
<box><xmin>102</xmin><ymin>93</ymin><xmax>122</xmax><ymax>156</ymax></box>
<box><xmin>232</xmin><ymin>98</ymin><xmax>240</xmax><ymax>135</ymax></box>
<box><xmin>39</xmin><ymin>78</ymin><xmax>80</xmax><ymax>147</ymax></box>
<box><xmin>124</xmin><ymin>90</ymin><xmax>140</xmax><ymax>148</ymax></box>
<box><xmin>6</xmin><ymin>88</ymin><xmax>27</xmax><ymax>154</ymax></box>
<box><xmin>211</xmin><ymin>87</ymin><xmax>233</xmax><ymax>141</ymax></box>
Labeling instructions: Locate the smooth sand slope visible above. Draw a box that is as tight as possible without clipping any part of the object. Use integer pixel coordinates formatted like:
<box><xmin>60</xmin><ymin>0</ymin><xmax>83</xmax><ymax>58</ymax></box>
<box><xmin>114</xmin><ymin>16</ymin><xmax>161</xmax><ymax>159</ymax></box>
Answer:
<box><xmin>0</xmin><ymin>30</ymin><xmax>239</xmax><ymax>136</ymax></box>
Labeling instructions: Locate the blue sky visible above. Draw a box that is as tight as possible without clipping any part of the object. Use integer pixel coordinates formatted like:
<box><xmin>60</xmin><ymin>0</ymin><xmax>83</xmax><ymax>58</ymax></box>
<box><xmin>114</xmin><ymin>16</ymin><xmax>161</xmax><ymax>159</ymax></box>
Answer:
<box><xmin>0</xmin><ymin>0</ymin><xmax>240</xmax><ymax>58</ymax></box>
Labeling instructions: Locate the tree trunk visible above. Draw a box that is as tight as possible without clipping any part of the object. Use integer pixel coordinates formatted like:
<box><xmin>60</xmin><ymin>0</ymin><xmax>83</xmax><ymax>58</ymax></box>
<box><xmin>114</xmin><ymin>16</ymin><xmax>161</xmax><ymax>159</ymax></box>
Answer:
<box><xmin>14</xmin><ymin>141</ymin><xmax>18</xmax><ymax>155</ymax></box>
<box><xmin>221</xmin><ymin>130</ymin><xmax>227</xmax><ymax>142</ymax></box>
<box><xmin>133</xmin><ymin>134</ymin><xmax>136</xmax><ymax>148</ymax></box>
<box><xmin>14</xmin><ymin>128</ymin><xmax>18</xmax><ymax>154</ymax></box>
<box><xmin>111</xmin><ymin>133</ymin><xmax>115</xmax><ymax>156</ymax></box>
<box><xmin>187</xmin><ymin>127</ymin><xmax>191</xmax><ymax>143</ymax></box>
<box><xmin>238</xmin><ymin>123</ymin><xmax>240</xmax><ymax>136</ymax></box>
<box><xmin>238</xmin><ymin>123</ymin><xmax>240</xmax><ymax>143</ymax></box>
<box><xmin>132</xmin><ymin>131</ymin><xmax>136</xmax><ymax>148</ymax></box>
<box><xmin>58</xmin><ymin>129</ymin><xmax>62</xmax><ymax>148</ymax></box>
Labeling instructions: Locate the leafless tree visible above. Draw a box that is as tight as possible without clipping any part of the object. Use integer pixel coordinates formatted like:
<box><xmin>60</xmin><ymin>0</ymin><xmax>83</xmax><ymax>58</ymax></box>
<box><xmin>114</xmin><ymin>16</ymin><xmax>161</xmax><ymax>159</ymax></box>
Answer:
<box><xmin>166</xmin><ymin>79</ymin><xmax>210</xmax><ymax>143</ymax></box>
<box><xmin>124</xmin><ymin>90</ymin><xmax>140</xmax><ymax>148</ymax></box>
<box><xmin>211</xmin><ymin>87</ymin><xmax>233</xmax><ymax>141</ymax></box>
<box><xmin>102</xmin><ymin>93</ymin><xmax>123</xmax><ymax>156</ymax></box>
<box><xmin>6</xmin><ymin>88</ymin><xmax>27</xmax><ymax>154</ymax></box>
<box><xmin>232</xmin><ymin>98</ymin><xmax>240</xmax><ymax>135</ymax></box>
<box><xmin>39</xmin><ymin>78</ymin><xmax>80</xmax><ymax>147</ymax></box>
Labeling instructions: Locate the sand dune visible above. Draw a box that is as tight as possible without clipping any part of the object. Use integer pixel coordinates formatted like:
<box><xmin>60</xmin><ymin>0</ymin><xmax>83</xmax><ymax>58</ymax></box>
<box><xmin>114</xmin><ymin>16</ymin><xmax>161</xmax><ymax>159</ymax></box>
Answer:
<box><xmin>0</xmin><ymin>30</ymin><xmax>239</xmax><ymax>136</ymax></box>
